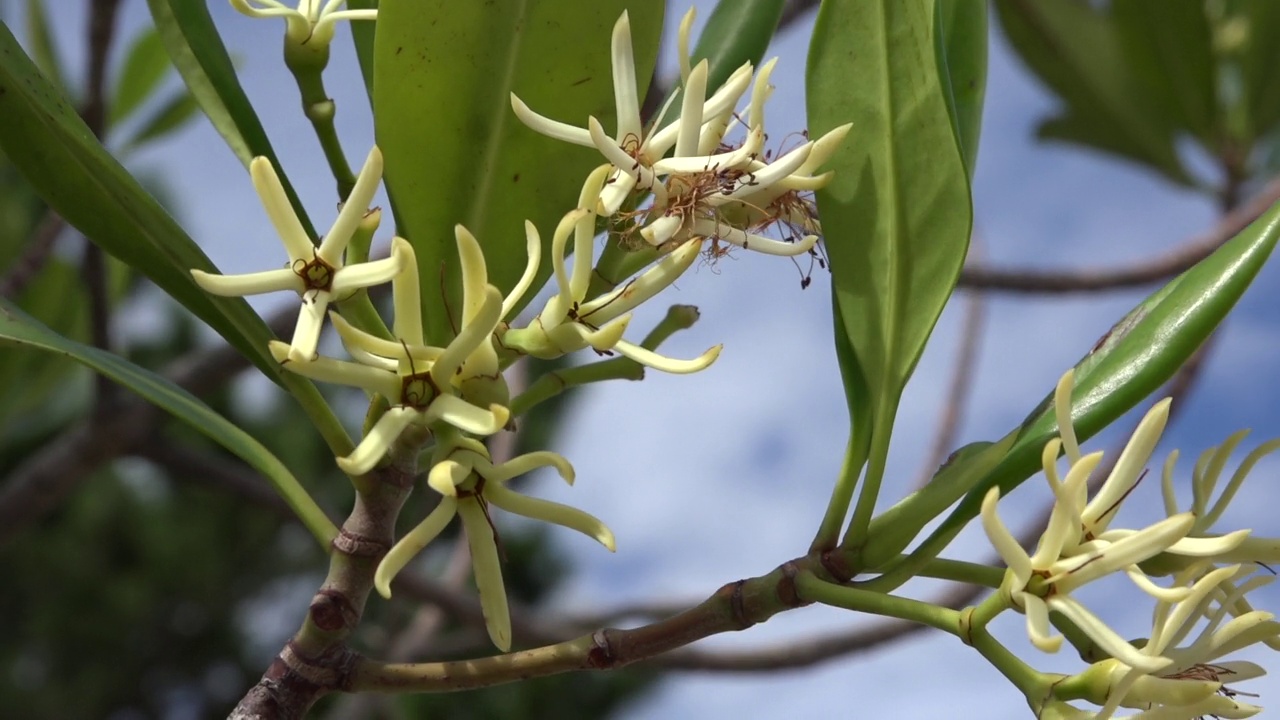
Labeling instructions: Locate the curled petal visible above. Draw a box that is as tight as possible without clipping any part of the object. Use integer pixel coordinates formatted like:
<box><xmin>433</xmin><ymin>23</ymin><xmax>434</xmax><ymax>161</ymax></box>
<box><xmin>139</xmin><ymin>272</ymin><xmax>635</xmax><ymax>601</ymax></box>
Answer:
<box><xmin>504</xmin><ymin>220</ymin><xmax>542</xmax><ymax>320</ymax></box>
<box><xmin>576</xmin><ymin>237</ymin><xmax>701</xmax><ymax>324</ymax></box>
<box><xmin>427</xmin><ymin>459</ymin><xmax>472</xmax><ymax>497</ymax></box>
<box><xmin>509</xmin><ymin>94</ymin><xmax>593</xmax><ymax>146</ymax></box>
<box><xmin>430</xmin><ymin>285</ymin><xmax>503</xmax><ymax>384</ymax></box>
<box><xmin>480</xmin><ymin>450</ymin><xmax>576</xmax><ymax>486</ymax></box>
<box><xmin>424</xmin><ymin>395</ymin><xmax>509</xmax><ymax>436</ymax></box>
<box><xmin>336</xmin><ymin>406</ymin><xmax>420</xmax><ymax>476</ymax></box>
<box><xmin>981</xmin><ymin>487</ymin><xmax>1033</xmax><ymax>584</ymax></box>
<box><xmin>329</xmin><ymin>312</ymin><xmax>441</xmax><ymax>367</ymax></box>
<box><xmin>485</xmin><ymin>483</ymin><xmax>615</xmax><ymax>551</ymax></box>
<box><xmin>1024</xmin><ymin>595</ymin><xmax>1061</xmax><ymax>653</ymax></box>
<box><xmin>374</xmin><ymin>497</ymin><xmax>458</xmax><ymax>598</ymax></box>
<box><xmin>612</xmin><ymin>338</ymin><xmax>720</xmax><ymax>375</ymax></box>
<box><xmin>690</xmin><ymin>218</ymin><xmax>818</xmax><ymax>256</ymax></box>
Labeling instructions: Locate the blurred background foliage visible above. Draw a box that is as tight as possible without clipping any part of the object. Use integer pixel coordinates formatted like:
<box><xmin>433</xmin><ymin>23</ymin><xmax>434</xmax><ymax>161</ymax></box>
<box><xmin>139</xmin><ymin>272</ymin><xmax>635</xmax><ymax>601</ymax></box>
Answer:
<box><xmin>0</xmin><ymin>1</ymin><xmax>653</xmax><ymax>717</ymax></box>
<box><xmin>7</xmin><ymin>0</ymin><xmax>1280</xmax><ymax>717</ymax></box>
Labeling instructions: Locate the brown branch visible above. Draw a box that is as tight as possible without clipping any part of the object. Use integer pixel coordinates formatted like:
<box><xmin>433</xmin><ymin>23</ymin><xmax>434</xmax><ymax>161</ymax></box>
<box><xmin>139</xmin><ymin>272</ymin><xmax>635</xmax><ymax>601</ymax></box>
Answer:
<box><xmin>958</xmin><ymin>178</ymin><xmax>1280</xmax><ymax>293</ymax></box>
<box><xmin>0</xmin><ymin>211</ymin><xmax>66</xmax><ymax>300</ymax></box>
<box><xmin>81</xmin><ymin>0</ymin><xmax>123</xmax><ymax>407</ymax></box>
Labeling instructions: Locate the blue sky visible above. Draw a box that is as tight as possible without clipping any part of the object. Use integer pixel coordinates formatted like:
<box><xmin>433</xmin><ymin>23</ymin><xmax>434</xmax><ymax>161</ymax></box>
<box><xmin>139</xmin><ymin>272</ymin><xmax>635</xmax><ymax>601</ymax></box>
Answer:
<box><xmin>15</xmin><ymin>2</ymin><xmax>1280</xmax><ymax>718</ymax></box>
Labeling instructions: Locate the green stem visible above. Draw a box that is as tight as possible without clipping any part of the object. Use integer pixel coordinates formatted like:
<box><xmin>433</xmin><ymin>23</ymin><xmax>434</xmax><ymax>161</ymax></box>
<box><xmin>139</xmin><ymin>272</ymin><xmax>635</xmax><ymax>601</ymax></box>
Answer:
<box><xmin>842</xmin><ymin>399</ymin><xmax>897</xmax><ymax>547</ymax></box>
<box><xmin>967</xmin><ymin>624</ymin><xmax>1044</xmax><ymax>699</ymax></box>
<box><xmin>916</xmin><ymin>556</ymin><xmax>1004</xmax><ymax>588</ymax></box>
<box><xmin>284</xmin><ymin>41</ymin><xmax>356</xmax><ymax>196</ymax></box>
<box><xmin>810</xmin><ymin>435</ymin><xmax>869</xmax><ymax>551</ymax></box>
<box><xmin>281</xmin><ymin>374</ymin><xmax>354</xmax><ymax>457</ymax></box>
<box><xmin>794</xmin><ymin>570</ymin><xmax>962</xmax><ymax>635</ymax></box>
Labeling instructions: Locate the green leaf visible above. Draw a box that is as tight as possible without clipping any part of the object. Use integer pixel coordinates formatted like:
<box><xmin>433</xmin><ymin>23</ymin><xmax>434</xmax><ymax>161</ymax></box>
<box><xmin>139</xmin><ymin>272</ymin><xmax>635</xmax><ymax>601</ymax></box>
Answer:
<box><xmin>347</xmin><ymin>0</ymin><xmax>376</xmax><ymax>103</ymax></box>
<box><xmin>373</xmin><ymin>1</ymin><xmax>664</xmax><ymax>345</ymax></box>
<box><xmin>806</xmin><ymin>0</ymin><xmax>973</xmax><ymax>544</ymax></box>
<box><xmin>1111</xmin><ymin>0</ymin><xmax>1217</xmax><ymax>148</ymax></box>
<box><xmin>110</xmin><ymin>28</ymin><xmax>171</xmax><ymax>126</ymax></box>
<box><xmin>993</xmin><ymin>0</ymin><xmax>1193</xmax><ymax>185</ymax></box>
<box><xmin>0</xmin><ymin>298</ymin><xmax>339</xmax><ymax>547</ymax></box>
<box><xmin>24</xmin><ymin>0</ymin><xmax>64</xmax><ymax>96</ymax></box>
<box><xmin>936</xmin><ymin>0</ymin><xmax>988</xmax><ymax>181</ymax></box>
<box><xmin>119</xmin><ymin>88</ymin><xmax>199</xmax><ymax>150</ymax></box>
<box><xmin>1235</xmin><ymin>0</ymin><xmax>1280</xmax><ymax>145</ymax></box>
<box><xmin>861</xmin><ymin>196</ymin><xmax>1280</xmax><ymax>587</ymax></box>
<box><xmin>690</xmin><ymin>0</ymin><xmax>784</xmax><ymax>92</ymax></box>
<box><xmin>0</xmin><ymin>25</ymin><xmax>351</xmax><ymax>455</ymax></box>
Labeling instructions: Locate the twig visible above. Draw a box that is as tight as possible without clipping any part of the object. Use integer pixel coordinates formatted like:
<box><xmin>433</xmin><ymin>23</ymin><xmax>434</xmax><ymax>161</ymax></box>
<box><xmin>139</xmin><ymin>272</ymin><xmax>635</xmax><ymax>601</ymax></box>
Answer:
<box><xmin>0</xmin><ymin>211</ymin><xmax>66</xmax><ymax>300</ymax></box>
<box><xmin>958</xmin><ymin>178</ymin><xmax>1280</xmax><ymax>293</ymax></box>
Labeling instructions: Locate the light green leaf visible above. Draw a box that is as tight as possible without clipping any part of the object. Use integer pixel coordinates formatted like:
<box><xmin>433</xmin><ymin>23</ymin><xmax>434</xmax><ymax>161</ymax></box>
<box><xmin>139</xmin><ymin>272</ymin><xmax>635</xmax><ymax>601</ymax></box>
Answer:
<box><xmin>0</xmin><ymin>25</ymin><xmax>351</xmax><ymax>455</ymax></box>
<box><xmin>806</xmin><ymin>0</ymin><xmax>973</xmax><ymax>545</ymax></box>
<box><xmin>993</xmin><ymin>0</ymin><xmax>1193</xmax><ymax>185</ymax></box>
<box><xmin>373</xmin><ymin>1</ymin><xmax>664</xmax><ymax>345</ymax></box>
<box><xmin>936</xmin><ymin>0</ymin><xmax>987</xmax><ymax>181</ymax></box>
<box><xmin>861</xmin><ymin>197</ymin><xmax>1280</xmax><ymax>588</ymax></box>
<box><xmin>110</xmin><ymin>28</ymin><xmax>171</xmax><ymax>125</ymax></box>
<box><xmin>0</xmin><ymin>298</ymin><xmax>339</xmax><ymax>548</ymax></box>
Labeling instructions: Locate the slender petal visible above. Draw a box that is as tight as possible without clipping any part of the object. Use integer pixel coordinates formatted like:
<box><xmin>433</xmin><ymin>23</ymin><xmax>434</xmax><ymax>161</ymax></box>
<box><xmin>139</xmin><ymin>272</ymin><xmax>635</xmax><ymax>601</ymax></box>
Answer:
<box><xmin>509</xmin><ymin>94</ymin><xmax>594</xmax><ymax>146</ymax></box>
<box><xmin>981</xmin><ymin>488</ymin><xmax>1033</xmax><ymax>583</ymax></box>
<box><xmin>503</xmin><ymin>220</ymin><xmax>542</xmax><ymax>320</ymax></box>
<box><xmin>390</xmin><ymin>237</ymin><xmax>424</xmax><ymax>345</ymax></box>
<box><xmin>190</xmin><ymin>267</ymin><xmax>303</xmax><ymax>296</ymax></box>
<box><xmin>319</xmin><ymin>146</ymin><xmax>384</xmax><ymax>261</ymax></box>
<box><xmin>610</xmin><ymin>11</ymin><xmax>641</xmax><ymax>143</ymax></box>
<box><xmin>1054</xmin><ymin>369</ymin><xmax>1082</xmax><ymax>464</ymax></box>
<box><xmin>673</xmin><ymin>61</ymin><xmax>709</xmax><ymax>158</ymax></box>
<box><xmin>287</xmin><ymin>292</ymin><xmax>331</xmax><ymax>362</ymax></box>
<box><xmin>1086</xmin><ymin>399</ymin><xmax>1171</xmax><ymax>533</ymax></box>
<box><xmin>430</xmin><ymin>285</ymin><xmax>502</xmax><ymax>384</ymax></box>
<box><xmin>690</xmin><ymin>219</ymin><xmax>818</xmax><ymax>256</ymax></box>
<box><xmin>330</xmin><ymin>253</ymin><xmax>402</xmax><ymax>294</ymax></box>
<box><xmin>478</xmin><ymin>450</ymin><xmax>575</xmax><ymax>485</ymax></box>
<box><xmin>250</xmin><ymin>156</ymin><xmax>314</xmax><ymax>261</ymax></box>
<box><xmin>1049</xmin><ymin>596</ymin><xmax>1173</xmax><ymax>674</ymax></box>
<box><xmin>613</xmin><ymin>338</ymin><xmax>720</xmax><ymax>374</ymax></box>
<box><xmin>577</xmin><ymin>237</ymin><xmax>701</xmax><ymax>323</ymax></box>
<box><xmin>1024</xmin><ymin>595</ymin><xmax>1060</xmax><ymax>652</ymax></box>
<box><xmin>335</xmin><ymin>406</ymin><xmax>420</xmax><ymax>475</ymax></box>
<box><xmin>458</xmin><ymin>500</ymin><xmax>512</xmax><ymax>651</ymax></box>
<box><xmin>485</xmin><ymin>483</ymin><xmax>615</xmax><ymax>551</ymax></box>
<box><xmin>268</xmin><ymin>340</ymin><xmax>400</xmax><ymax>396</ymax></box>
<box><xmin>374</xmin><ymin>497</ymin><xmax>457</xmax><ymax>598</ymax></box>
<box><xmin>423</xmin><ymin>394</ymin><xmax>508</xmax><ymax>436</ymax></box>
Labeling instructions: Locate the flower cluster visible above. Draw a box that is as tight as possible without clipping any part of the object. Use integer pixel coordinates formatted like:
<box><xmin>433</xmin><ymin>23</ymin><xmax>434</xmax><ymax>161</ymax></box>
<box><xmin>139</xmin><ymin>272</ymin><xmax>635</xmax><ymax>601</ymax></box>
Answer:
<box><xmin>201</xmin><ymin>5</ymin><xmax>850</xmax><ymax>651</ymax></box>
<box><xmin>982</xmin><ymin>370</ymin><xmax>1280</xmax><ymax>718</ymax></box>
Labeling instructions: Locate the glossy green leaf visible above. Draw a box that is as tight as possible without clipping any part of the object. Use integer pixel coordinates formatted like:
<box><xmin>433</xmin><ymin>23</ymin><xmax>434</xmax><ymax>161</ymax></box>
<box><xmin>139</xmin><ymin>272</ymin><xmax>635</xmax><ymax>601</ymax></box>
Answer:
<box><xmin>1112</xmin><ymin>0</ymin><xmax>1217</xmax><ymax>148</ymax></box>
<box><xmin>373</xmin><ymin>1</ymin><xmax>663</xmax><ymax>345</ymax></box>
<box><xmin>993</xmin><ymin>0</ymin><xmax>1193</xmax><ymax>186</ymax></box>
<box><xmin>110</xmin><ymin>28</ymin><xmax>171</xmax><ymax>125</ymax></box>
<box><xmin>0</xmin><ymin>298</ymin><xmax>339</xmax><ymax>547</ymax></box>
<box><xmin>1235</xmin><ymin>0</ymin><xmax>1280</xmax><ymax>144</ymax></box>
<box><xmin>24</xmin><ymin>0</ymin><xmax>64</xmax><ymax>95</ymax></box>
<box><xmin>0</xmin><ymin>25</ymin><xmax>351</xmax><ymax>455</ymax></box>
<box><xmin>936</xmin><ymin>0</ymin><xmax>987</xmax><ymax>181</ymax></box>
<box><xmin>860</xmin><ymin>197</ymin><xmax>1280</xmax><ymax>587</ymax></box>
<box><xmin>119</xmin><ymin>88</ymin><xmax>199</xmax><ymax>150</ymax></box>
<box><xmin>347</xmin><ymin>0</ymin><xmax>376</xmax><ymax>101</ymax></box>
<box><xmin>807</xmin><ymin>0</ymin><xmax>972</xmax><ymax>543</ymax></box>
<box><xmin>691</xmin><ymin>0</ymin><xmax>784</xmax><ymax>92</ymax></box>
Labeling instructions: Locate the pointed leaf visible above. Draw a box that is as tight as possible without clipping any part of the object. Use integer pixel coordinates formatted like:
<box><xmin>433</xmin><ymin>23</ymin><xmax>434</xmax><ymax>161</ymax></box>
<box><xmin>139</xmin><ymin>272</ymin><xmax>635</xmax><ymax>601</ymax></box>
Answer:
<box><xmin>373</xmin><ymin>1</ymin><xmax>663</xmax><ymax>345</ymax></box>
<box><xmin>807</xmin><ymin>0</ymin><xmax>973</xmax><ymax>540</ymax></box>
<box><xmin>0</xmin><ymin>298</ymin><xmax>339</xmax><ymax>547</ymax></box>
<box><xmin>1236</xmin><ymin>0</ymin><xmax>1280</xmax><ymax>144</ymax></box>
<box><xmin>936</xmin><ymin>0</ymin><xmax>987</xmax><ymax>181</ymax></box>
<box><xmin>862</xmin><ymin>197</ymin><xmax>1280</xmax><ymax>586</ymax></box>
<box><xmin>110</xmin><ymin>28</ymin><xmax>170</xmax><ymax>125</ymax></box>
<box><xmin>119</xmin><ymin>88</ymin><xmax>199</xmax><ymax>150</ymax></box>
